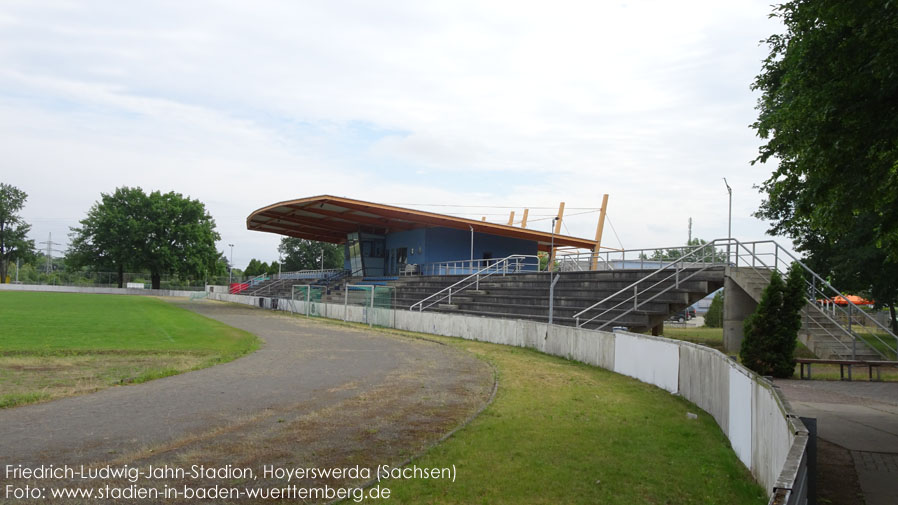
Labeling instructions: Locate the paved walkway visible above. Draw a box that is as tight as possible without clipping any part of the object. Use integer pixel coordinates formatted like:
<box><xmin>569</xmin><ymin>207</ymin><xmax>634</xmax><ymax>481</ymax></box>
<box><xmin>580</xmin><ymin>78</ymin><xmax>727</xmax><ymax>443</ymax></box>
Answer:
<box><xmin>0</xmin><ymin>299</ymin><xmax>493</xmax><ymax>466</ymax></box>
<box><xmin>776</xmin><ymin>379</ymin><xmax>898</xmax><ymax>505</ymax></box>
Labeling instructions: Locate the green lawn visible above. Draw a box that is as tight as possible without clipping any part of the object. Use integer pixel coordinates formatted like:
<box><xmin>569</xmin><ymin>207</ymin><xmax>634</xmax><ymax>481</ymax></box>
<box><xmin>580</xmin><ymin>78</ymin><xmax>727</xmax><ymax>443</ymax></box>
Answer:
<box><xmin>0</xmin><ymin>292</ymin><xmax>259</xmax><ymax>407</ymax></box>
<box><xmin>360</xmin><ymin>326</ymin><xmax>767</xmax><ymax>505</ymax></box>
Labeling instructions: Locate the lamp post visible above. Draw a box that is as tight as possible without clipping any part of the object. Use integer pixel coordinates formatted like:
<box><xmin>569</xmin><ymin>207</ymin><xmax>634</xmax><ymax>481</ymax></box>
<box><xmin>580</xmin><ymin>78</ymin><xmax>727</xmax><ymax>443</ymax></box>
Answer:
<box><xmin>548</xmin><ymin>217</ymin><xmax>558</xmax><ymax>272</ymax></box>
<box><xmin>723</xmin><ymin>179</ymin><xmax>732</xmax><ymax>263</ymax></box>
<box><xmin>548</xmin><ymin>217</ymin><xmax>560</xmax><ymax>323</ymax></box>
<box><xmin>469</xmin><ymin>225</ymin><xmax>474</xmax><ymax>271</ymax></box>
<box><xmin>228</xmin><ymin>243</ymin><xmax>235</xmax><ymax>284</ymax></box>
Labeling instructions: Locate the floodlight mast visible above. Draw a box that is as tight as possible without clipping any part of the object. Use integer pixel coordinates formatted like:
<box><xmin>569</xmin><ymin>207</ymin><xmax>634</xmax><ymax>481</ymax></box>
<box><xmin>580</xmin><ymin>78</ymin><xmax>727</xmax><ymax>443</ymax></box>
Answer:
<box><xmin>723</xmin><ymin>178</ymin><xmax>732</xmax><ymax>263</ymax></box>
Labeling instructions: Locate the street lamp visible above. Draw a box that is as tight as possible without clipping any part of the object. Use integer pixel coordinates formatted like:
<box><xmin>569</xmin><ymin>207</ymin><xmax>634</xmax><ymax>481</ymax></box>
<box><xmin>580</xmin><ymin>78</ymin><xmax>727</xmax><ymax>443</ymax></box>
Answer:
<box><xmin>723</xmin><ymin>179</ymin><xmax>732</xmax><ymax>263</ymax></box>
<box><xmin>228</xmin><ymin>243</ymin><xmax>235</xmax><ymax>284</ymax></box>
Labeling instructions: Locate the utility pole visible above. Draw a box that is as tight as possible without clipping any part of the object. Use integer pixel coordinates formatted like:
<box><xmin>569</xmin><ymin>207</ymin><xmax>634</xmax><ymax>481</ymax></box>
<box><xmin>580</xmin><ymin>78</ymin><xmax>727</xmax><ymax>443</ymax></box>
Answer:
<box><xmin>688</xmin><ymin>217</ymin><xmax>693</xmax><ymax>244</ymax></box>
<box><xmin>38</xmin><ymin>232</ymin><xmax>64</xmax><ymax>275</ymax></box>
<box><xmin>228</xmin><ymin>243</ymin><xmax>235</xmax><ymax>284</ymax></box>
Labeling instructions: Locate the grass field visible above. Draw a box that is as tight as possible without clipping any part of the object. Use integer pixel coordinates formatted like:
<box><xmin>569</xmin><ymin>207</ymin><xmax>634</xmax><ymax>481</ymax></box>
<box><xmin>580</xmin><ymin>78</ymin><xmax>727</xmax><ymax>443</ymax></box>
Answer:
<box><xmin>0</xmin><ymin>292</ymin><xmax>259</xmax><ymax>407</ymax></box>
<box><xmin>360</xmin><ymin>325</ymin><xmax>767</xmax><ymax>504</ymax></box>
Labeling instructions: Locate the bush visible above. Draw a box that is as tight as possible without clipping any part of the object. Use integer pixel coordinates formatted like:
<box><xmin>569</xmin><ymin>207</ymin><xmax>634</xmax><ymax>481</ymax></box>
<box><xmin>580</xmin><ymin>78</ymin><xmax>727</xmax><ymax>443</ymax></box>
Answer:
<box><xmin>740</xmin><ymin>263</ymin><xmax>805</xmax><ymax>377</ymax></box>
<box><xmin>704</xmin><ymin>291</ymin><xmax>723</xmax><ymax>328</ymax></box>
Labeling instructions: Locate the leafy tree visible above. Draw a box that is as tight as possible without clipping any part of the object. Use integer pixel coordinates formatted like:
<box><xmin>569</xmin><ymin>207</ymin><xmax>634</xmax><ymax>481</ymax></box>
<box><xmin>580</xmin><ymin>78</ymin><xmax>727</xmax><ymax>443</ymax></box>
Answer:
<box><xmin>244</xmin><ymin>258</ymin><xmax>264</xmax><ymax>277</ymax></box>
<box><xmin>752</xmin><ymin>2</ymin><xmax>898</xmax><ymax>329</ymax></box>
<box><xmin>0</xmin><ymin>183</ymin><xmax>36</xmax><ymax>283</ymax></box>
<box><xmin>142</xmin><ymin>190</ymin><xmax>222</xmax><ymax>289</ymax></box>
<box><xmin>69</xmin><ymin>187</ymin><xmax>222</xmax><ymax>289</ymax></box>
<box><xmin>279</xmin><ymin>238</ymin><xmax>343</xmax><ymax>271</ymax></box>
<box><xmin>267</xmin><ymin>260</ymin><xmax>280</xmax><ymax>275</ymax></box>
<box><xmin>703</xmin><ymin>291</ymin><xmax>724</xmax><ymax>328</ymax></box>
<box><xmin>740</xmin><ymin>264</ymin><xmax>806</xmax><ymax>377</ymax></box>
<box><xmin>800</xmin><ymin>214</ymin><xmax>898</xmax><ymax>333</ymax></box>
<box><xmin>68</xmin><ymin>186</ymin><xmax>146</xmax><ymax>287</ymax></box>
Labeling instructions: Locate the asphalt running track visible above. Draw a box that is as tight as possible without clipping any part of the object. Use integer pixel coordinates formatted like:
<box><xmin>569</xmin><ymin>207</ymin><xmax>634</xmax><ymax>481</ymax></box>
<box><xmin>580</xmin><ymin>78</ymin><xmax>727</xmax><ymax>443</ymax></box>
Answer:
<box><xmin>0</xmin><ymin>299</ymin><xmax>493</xmax><ymax>466</ymax></box>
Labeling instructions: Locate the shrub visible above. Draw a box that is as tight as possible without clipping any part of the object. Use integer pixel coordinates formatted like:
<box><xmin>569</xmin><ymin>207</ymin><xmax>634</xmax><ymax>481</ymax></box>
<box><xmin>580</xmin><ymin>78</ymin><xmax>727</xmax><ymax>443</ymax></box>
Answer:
<box><xmin>740</xmin><ymin>263</ymin><xmax>805</xmax><ymax>377</ymax></box>
<box><xmin>704</xmin><ymin>291</ymin><xmax>723</xmax><ymax>328</ymax></box>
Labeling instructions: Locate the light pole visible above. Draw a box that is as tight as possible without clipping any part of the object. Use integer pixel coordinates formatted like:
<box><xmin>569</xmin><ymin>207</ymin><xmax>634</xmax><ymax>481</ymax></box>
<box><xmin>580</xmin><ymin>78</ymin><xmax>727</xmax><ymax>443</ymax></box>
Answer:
<box><xmin>548</xmin><ymin>217</ymin><xmax>560</xmax><ymax>323</ymax></box>
<box><xmin>228</xmin><ymin>243</ymin><xmax>235</xmax><ymax>284</ymax></box>
<box><xmin>469</xmin><ymin>225</ymin><xmax>474</xmax><ymax>271</ymax></box>
<box><xmin>723</xmin><ymin>178</ymin><xmax>732</xmax><ymax>263</ymax></box>
<box><xmin>548</xmin><ymin>217</ymin><xmax>558</xmax><ymax>272</ymax></box>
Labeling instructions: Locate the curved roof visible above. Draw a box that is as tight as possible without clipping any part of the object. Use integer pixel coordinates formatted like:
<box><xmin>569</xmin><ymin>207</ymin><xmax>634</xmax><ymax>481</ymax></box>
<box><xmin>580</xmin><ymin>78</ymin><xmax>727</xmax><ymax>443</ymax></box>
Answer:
<box><xmin>246</xmin><ymin>195</ymin><xmax>598</xmax><ymax>251</ymax></box>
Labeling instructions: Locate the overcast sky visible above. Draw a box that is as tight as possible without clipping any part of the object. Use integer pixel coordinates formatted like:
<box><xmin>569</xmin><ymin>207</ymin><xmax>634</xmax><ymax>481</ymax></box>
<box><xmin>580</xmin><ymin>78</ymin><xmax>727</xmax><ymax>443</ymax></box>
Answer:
<box><xmin>0</xmin><ymin>1</ymin><xmax>788</xmax><ymax>269</ymax></box>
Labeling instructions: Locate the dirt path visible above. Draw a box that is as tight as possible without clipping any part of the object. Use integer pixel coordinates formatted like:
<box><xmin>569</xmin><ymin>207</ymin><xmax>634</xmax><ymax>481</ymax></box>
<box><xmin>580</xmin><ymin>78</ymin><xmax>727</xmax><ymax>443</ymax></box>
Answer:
<box><xmin>0</xmin><ymin>299</ymin><xmax>493</xmax><ymax>500</ymax></box>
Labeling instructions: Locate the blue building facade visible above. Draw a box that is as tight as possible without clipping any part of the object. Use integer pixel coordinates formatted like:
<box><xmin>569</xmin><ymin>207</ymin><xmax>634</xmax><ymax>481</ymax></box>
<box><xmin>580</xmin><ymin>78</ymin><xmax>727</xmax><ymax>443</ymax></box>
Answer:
<box><xmin>344</xmin><ymin>226</ymin><xmax>539</xmax><ymax>276</ymax></box>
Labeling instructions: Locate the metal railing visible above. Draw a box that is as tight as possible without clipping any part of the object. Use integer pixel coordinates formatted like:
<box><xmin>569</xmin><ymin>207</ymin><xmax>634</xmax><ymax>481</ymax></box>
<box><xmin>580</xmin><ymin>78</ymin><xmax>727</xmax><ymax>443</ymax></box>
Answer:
<box><xmin>276</xmin><ymin>268</ymin><xmax>343</xmax><ymax>280</ymax></box>
<box><xmin>573</xmin><ymin>242</ymin><xmax>726</xmax><ymax>329</ymax></box>
<box><xmin>557</xmin><ymin>244</ymin><xmax>729</xmax><ymax>272</ymax></box>
<box><xmin>409</xmin><ymin>255</ymin><xmax>541</xmax><ymax>312</ymax></box>
<box><xmin>572</xmin><ymin>238</ymin><xmax>898</xmax><ymax>359</ymax></box>
<box><xmin>725</xmin><ymin>239</ymin><xmax>897</xmax><ymax>360</ymax></box>
<box><xmin>400</xmin><ymin>256</ymin><xmax>541</xmax><ymax>276</ymax></box>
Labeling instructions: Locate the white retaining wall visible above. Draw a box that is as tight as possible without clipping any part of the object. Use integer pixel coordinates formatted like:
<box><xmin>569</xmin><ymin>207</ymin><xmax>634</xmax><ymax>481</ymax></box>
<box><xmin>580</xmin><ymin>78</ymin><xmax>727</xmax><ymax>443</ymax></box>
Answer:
<box><xmin>0</xmin><ymin>283</ymin><xmax>197</xmax><ymax>298</ymax></box>
<box><xmin>208</xmin><ymin>292</ymin><xmax>805</xmax><ymax>501</ymax></box>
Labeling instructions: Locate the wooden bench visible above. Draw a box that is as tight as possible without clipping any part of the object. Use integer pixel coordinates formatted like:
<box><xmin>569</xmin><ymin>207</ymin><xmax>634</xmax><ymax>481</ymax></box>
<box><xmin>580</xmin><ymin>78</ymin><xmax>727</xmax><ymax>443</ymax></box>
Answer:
<box><xmin>796</xmin><ymin>358</ymin><xmax>898</xmax><ymax>381</ymax></box>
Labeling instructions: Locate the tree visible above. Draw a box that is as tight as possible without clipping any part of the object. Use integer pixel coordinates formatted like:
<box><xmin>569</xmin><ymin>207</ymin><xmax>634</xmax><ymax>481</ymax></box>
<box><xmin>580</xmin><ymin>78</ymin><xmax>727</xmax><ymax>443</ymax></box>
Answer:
<box><xmin>0</xmin><ymin>183</ymin><xmax>35</xmax><ymax>283</ymax></box>
<box><xmin>642</xmin><ymin>238</ymin><xmax>727</xmax><ymax>263</ymax></box>
<box><xmin>69</xmin><ymin>187</ymin><xmax>222</xmax><ymax>289</ymax></box>
<box><xmin>752</xmin><ymin>2</ymin><xmax>898</xmax><ymax>328</ymax></box>
<box><xmin>279</xmin><ymin>238</ymin><xmax>343</xmax><ymax>271</ymax></box>
<box><xmin>800</xmin><ymin>213</ymin><xmax>898</xmax><ymax>333</ymax></box>
<box><xmin>142</xmin><ymin>190</ymin><xmax>222</xmax><ymax>289</ymax></box>
<box><xmin>740</xmin><ymin>264</ymin><xmax>806</xmax><ymax>378</ymax></box>
<box><xmin>68</xmin><ymin>186</ymin><xmax>146</xmax><ymax>287</ymax></box>
<box><xmin>703</xmin><ymin>291</ymin><xmax>724</xmax><ymax>328</ymax></box>
<box><xmin>244</xmin><ymin>258</ymin><xmax>264</xmax><ymax>277</ymax></box>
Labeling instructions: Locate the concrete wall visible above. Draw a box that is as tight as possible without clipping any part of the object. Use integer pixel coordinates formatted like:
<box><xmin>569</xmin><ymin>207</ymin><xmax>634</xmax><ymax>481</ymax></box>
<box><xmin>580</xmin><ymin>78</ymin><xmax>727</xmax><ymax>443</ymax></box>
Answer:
<box><xmin>0</xmin><ymin>283</ymin><xmax>197</xmax><ymax>298</ymax></box>
<box><xmin>207</xmin><ymin>292</ymin><xmax>806</xmax><ymax>502</ymax></box>
<box><xmin>613</xmin><ymin>332</ymin><xmax>679</xmax><ymax>393</ymax></box>
<box><xmin>723</xmin><ymin>275</ymin><xmax>759</xmax><ymax>352</ymax></box>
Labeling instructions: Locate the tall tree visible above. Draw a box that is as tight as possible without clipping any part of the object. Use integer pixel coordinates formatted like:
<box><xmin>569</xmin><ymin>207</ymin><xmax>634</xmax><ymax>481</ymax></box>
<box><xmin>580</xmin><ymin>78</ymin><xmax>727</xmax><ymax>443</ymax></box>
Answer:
<box><xmin>244</xmin><ymin>258</ymin><xmax>263</xmax><ymax>277</ymax></box>
<box><xmin>142</xmin><ymin>190</ymin><xmax>222</xmax><ymax>289</ymax></box>
<box><xmin>0</xmin><ymin>183</ymin><xmax>35</xmax><ymax>283</ymax></box>
<box><xmin>278</xmin><ymin>238</ymin><xmax>343</xmax><ymax>271</ymax></box>
<box><xmin>68</xmin><ymin>186</ymin><xmax>146</xmax><ymax>287</ymax></box>
<box><xmin>752</xmin><ymin>1</ymin><xmax>898</xmax><ymax>328</ymax></box>
<box><xmin>69</xmin><ymin>187</ymin><xmax>222</xmax><ymax>289</ymax></box>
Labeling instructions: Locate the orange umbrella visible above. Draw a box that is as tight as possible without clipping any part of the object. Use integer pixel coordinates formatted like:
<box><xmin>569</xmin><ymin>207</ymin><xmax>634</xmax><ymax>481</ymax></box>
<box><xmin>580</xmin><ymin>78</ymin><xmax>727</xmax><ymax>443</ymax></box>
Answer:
<box><xmin>822</xmin><ymin>295</ymin><xmax>875</xmax><ymax>306</ymax></box>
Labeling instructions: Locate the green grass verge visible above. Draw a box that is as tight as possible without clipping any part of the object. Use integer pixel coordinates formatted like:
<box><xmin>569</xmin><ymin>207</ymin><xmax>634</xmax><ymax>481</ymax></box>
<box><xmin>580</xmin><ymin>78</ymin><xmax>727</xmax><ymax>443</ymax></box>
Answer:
<box><xmin>0</xmin><ymin>292</ymin><xmax>260</xmax><ymax>407</ymax></box>
<box><xmin>858</xmin><ymin>333</ymin><xmax>898</xmax><ymax>360</ymax></box>
<box><xmin>341</xmin><ymin>323</ymin><xmax>767</xmax><ymax>504</ymax></box>
<box><xmin>661</xmin><ymin>325</ymin><xmax>728</xmax><ymax>352</ymax></box>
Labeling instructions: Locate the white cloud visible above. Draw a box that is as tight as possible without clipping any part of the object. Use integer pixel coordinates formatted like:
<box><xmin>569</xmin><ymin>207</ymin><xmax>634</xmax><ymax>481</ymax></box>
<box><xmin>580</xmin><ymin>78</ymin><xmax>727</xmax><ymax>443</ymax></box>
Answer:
<box><xmin>0</xmin><ymin>0</ymin><xmax>793</xmax><ymax>267</ymax></box>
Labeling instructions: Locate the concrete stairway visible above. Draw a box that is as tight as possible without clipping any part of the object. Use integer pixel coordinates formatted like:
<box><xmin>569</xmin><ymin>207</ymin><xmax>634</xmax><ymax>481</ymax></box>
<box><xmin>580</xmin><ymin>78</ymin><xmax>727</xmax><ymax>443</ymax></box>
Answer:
<box><xmin>725</xmin><ymin>267</ymin><xmax>881</xmax><ymax>360</ymax></box>
<box><xmin>379</xmin><ymin>268</ymin><xmax>725</xmax><ymax>332</ymax></box>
